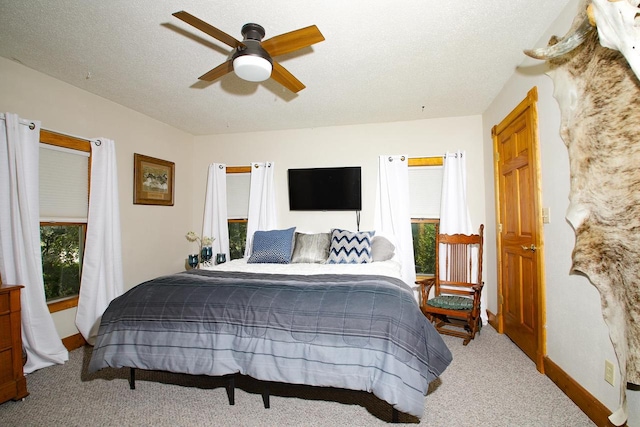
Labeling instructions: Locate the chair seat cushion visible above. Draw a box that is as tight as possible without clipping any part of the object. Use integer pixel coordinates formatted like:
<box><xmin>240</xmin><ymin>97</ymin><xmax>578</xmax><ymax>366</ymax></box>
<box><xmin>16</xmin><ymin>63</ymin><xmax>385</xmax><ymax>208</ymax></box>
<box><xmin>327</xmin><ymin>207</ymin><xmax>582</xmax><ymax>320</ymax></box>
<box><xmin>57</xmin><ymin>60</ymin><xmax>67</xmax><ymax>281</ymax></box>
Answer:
<box><xmin>427</xmin><ymin>295</ymin><xmax>473</xmax><ymax>310</ymax></box>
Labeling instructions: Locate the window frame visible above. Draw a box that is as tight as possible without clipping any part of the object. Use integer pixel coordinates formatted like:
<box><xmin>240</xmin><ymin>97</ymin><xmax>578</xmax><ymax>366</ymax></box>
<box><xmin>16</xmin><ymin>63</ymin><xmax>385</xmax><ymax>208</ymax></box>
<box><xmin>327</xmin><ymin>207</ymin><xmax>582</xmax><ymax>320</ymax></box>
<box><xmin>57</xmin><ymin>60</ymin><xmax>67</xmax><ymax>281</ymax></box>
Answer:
<box><xmin>40</xmin><ymin>130</ymin><xmax>91</xmax><ymax>313</ymax></box>
<box><xmin>409</xmin><ymin>156</ymin><xmax>443</xmax><ymax>281</ymax></box>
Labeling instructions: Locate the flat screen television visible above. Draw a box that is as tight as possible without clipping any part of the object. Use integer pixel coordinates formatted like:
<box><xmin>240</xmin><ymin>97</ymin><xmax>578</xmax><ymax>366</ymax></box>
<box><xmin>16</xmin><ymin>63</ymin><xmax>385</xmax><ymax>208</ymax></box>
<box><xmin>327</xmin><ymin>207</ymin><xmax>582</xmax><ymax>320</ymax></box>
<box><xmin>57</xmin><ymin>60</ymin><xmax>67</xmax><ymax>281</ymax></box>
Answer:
<box><xmin>288</xmin><ymin>166</ymin><xmax>362</xmax><ymax>211</ymax></box>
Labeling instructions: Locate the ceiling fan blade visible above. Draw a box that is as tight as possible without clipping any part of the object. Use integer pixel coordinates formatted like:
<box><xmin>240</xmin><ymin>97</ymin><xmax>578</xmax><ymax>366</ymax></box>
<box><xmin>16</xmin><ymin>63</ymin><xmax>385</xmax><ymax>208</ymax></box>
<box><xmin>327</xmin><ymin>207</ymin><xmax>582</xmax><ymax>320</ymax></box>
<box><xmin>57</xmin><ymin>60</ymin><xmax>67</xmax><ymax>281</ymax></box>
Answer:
<box><xmin>261</xmin><ymin>25</ymin><xmax>324</xmax><ymax>57</ymax></box>
<box><xmin>173</xmin><ymin>11</ymin><xmax>244</xmax><ymax>49</ymax></box>
<box><xmin>271</xmin><ymin>61</ymin><xmax>305</xmax><ymax>93</ymax></box>
<box><xmin>198</xmin><ymin>60</ymin><xmax>234</xmax><ymax>81</ymax></box>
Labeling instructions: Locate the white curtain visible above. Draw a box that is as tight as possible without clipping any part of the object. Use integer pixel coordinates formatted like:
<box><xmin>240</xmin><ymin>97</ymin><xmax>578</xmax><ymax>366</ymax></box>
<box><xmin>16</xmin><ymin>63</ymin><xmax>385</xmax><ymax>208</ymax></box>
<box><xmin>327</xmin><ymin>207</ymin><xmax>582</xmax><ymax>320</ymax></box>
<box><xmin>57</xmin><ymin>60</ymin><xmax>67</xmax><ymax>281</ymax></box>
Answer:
<box><xmin>375</xmin><ymin>155</ymin><xmax>416</xmax><ymax>287</ymax></box>
<box><xmin>440</xmin><ymin>151</ymin><xmax>472</xmax><ymax>235</ymax></box>
<box><xmin>0</xmin><ymin>113</ymin><xmax>68</xmax><ymax>372</ymax></box>
<box><xmin>202</xmin><ymin>163</ymin><xmax>229</xmax><ymax>260</ymax></box>
<box><xmin>439</xmin><ymin>150</ymin><xmax>486</xmax><ymax>323</ymax></box>
<box><xmin>75</xmin><ymin>138</ymin><xmax>124</xmax><ymax>345</ymax></box>
<box><xmin>244</xmin><ymin>162</ymin><xmax>277</xmax><ymax>257</ymax></box>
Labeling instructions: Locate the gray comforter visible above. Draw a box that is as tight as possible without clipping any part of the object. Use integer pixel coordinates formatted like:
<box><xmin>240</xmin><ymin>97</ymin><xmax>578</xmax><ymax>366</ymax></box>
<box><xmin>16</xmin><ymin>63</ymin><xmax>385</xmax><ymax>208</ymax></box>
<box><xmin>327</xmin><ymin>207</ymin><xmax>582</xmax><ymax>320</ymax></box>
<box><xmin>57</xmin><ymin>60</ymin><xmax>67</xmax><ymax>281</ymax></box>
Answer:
<box><xmin>89</xmin><ymin>269</ymin><xmax>452</xmax><ymax>418</ymax></box>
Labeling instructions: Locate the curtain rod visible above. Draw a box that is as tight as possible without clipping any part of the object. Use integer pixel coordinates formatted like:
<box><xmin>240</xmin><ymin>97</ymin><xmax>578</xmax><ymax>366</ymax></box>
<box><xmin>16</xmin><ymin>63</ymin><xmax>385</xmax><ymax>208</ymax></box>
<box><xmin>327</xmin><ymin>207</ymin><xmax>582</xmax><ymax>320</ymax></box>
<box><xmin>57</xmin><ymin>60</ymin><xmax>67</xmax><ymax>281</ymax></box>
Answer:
<box><xmin>445</xmin><ymin>151</ymin><xmax>463</xmax><ymax>158</ymax></box>
<box><xmin>0</xmin><ymin>113</ymin><xmax>36</xmax><ymax>130</ymax></box>
<box><xmin>410</xmin><ymin>152</ymin><xmax>462</xmax><ymax>159</ymax></box>
<box><xmin>0</xmin><ymin>114</ymin><xmax>94</xmax><ymax>143</ymax></box>
<box><xmin>41</xmin><ymin>126</ymin><xmax>100</xmax><ymax>146</ymax></box>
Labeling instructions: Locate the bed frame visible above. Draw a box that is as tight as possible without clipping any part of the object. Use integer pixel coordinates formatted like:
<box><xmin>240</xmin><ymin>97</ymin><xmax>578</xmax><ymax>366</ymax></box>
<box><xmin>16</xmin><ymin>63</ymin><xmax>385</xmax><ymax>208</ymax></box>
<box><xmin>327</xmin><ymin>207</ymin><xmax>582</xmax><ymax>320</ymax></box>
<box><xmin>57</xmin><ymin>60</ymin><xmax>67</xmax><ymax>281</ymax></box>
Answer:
<box><xmin>127</xmin><ymin>367</ymin><xmax>401</xmax><ymax>422</ymax></box>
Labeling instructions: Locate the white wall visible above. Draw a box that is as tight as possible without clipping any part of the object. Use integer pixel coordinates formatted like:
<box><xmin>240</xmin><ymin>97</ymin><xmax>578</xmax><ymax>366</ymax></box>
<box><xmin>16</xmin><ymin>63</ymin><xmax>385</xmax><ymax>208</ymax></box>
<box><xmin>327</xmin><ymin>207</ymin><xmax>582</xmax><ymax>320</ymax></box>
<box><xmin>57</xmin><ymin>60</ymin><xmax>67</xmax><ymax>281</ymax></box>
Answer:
<box><xmin>191</xmin><ymin>116</ymin><xmax>486</xmax><ymax>236</ymax></box>
<box><xmin>482</xmin><ymin>0</ymin><xmax>638</xmax><ymax>423</ymax></box>
<box><xmin>0</xmin><ymin>56</ymin><xmax>195</xmax><ymax>340</ymax></box>
<box><xmin>4</xmin><ymin>11</ymin><xmax>638</xmax><ymax>420</ymax></box>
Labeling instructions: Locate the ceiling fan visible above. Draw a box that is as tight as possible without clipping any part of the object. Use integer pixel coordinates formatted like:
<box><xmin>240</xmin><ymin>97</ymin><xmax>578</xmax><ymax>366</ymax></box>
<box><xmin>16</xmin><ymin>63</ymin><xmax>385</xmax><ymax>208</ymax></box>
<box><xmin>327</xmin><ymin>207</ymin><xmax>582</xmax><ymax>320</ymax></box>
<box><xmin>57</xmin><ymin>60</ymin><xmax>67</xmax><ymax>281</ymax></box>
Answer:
<box><xmin>172</xmin><ymin>11</ymin><xmax>325</xmax><ymax>93</ymax></box>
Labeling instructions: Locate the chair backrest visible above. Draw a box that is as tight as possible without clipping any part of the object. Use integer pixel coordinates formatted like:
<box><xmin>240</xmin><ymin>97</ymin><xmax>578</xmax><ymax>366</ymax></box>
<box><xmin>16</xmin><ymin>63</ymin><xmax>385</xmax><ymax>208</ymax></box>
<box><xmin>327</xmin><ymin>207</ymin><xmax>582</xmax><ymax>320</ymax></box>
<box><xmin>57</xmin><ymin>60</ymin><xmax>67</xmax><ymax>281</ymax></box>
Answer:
<box><xmin>434</xmin><ymin>224</ymin><xmax>484</xmax><ymax>297</ymax></box>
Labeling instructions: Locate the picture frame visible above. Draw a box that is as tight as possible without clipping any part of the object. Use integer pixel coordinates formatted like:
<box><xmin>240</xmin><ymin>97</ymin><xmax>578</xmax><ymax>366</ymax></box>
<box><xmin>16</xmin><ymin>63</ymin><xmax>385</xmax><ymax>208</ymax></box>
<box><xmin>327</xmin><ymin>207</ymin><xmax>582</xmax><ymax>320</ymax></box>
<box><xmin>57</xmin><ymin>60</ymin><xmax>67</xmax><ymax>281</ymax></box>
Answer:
<box><xmin>133</xmin><ymin>153</ymin><xmax>174</xmax><ymax>206</ymax></box>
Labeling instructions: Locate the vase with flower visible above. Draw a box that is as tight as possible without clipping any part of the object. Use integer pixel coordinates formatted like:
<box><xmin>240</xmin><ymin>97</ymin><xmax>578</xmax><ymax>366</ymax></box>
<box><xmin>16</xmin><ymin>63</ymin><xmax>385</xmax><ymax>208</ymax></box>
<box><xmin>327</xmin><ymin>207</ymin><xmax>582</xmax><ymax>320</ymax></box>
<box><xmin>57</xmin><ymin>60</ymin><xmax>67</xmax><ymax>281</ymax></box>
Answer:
<box><xmin>185</xmin><ymin>231</ymin><xmax>214</xmax><ymax>268</ymax></box>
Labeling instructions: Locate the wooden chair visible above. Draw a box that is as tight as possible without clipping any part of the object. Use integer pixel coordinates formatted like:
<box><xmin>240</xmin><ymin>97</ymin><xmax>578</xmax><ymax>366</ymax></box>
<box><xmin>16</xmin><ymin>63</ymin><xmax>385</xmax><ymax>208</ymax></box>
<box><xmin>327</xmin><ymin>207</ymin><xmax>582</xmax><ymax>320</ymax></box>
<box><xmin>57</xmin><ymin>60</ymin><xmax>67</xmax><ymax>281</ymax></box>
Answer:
<box><xmin>417</xmin><ymin>224</ymin><xmax>484</xmax><ymax>345</ymax></box>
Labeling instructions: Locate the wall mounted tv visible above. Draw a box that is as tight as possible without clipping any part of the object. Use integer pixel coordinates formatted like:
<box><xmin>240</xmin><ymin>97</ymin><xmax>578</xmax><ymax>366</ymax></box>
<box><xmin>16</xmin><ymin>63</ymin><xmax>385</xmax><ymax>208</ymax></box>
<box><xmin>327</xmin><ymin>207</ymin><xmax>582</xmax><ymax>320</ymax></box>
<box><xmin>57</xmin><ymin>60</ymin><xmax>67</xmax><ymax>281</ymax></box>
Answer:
<box><xmin>288</xmin><ymin>166</ymin><xmax>362</xmax><ymax>211</ymax></box>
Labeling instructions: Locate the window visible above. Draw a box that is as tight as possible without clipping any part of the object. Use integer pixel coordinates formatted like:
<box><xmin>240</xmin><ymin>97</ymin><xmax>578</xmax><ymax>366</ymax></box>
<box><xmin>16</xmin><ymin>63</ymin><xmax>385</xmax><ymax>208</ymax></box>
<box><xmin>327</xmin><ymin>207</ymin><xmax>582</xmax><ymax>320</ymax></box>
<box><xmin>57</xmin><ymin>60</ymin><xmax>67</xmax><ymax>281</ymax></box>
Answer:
<box><xmin>40</xmin><ymin>223</ymin><xmax>85</xmax><ymax>301</ymax></box>
<box><xmin>228</xmin><ymin>220</ymin><xmax>247</xmax><ymax>260</ymax></box>
<box><xmin>412</xmin><ymin>220</ymin><xmax>438</xmax><ymax>276</ymax></box>
<box><xmin>227</xmin><ymin>166</ymin><xmax>251</xmax><ymax>260</ymax></box>
<box><xmin>409</xmin><ymin>157</ymin><xmax>443</xmax><ymax>278</ymax></box>
<box><xmin>39</xmin><ymin>130</ymin><xmax>90</xmax><ymax>313</ymax></box>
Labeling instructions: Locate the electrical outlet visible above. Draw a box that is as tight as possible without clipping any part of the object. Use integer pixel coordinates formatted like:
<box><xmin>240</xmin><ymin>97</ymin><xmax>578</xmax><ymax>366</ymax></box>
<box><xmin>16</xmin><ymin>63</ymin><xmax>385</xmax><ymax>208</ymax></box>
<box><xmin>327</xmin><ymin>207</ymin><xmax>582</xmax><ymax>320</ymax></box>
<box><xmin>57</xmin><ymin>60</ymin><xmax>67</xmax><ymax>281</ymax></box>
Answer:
<box><xmin>605</xmin><ymin>360</ymin><xmax>615</xmax><ymax>386</ymax></box>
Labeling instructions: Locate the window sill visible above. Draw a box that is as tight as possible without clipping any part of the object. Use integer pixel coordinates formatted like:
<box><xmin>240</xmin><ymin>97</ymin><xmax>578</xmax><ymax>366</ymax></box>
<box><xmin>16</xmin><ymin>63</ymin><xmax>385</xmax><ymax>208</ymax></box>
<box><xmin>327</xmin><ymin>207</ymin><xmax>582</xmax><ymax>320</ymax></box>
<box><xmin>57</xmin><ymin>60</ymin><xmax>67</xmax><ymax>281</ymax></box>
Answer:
<box><xmin>47</xmin><ymin>295</ymin><xmax>79</xmax><ymax>313</ymax></box>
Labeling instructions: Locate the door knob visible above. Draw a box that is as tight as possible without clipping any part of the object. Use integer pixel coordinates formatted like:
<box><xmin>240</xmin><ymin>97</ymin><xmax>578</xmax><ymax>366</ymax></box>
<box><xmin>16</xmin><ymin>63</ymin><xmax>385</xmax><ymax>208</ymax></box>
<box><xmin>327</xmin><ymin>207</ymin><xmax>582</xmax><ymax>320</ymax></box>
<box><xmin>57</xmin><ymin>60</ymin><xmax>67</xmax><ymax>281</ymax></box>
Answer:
<box><xmin>521</xmin><ymin>244</ymin><xmax>537</xmax><ymax>252</ymax></box>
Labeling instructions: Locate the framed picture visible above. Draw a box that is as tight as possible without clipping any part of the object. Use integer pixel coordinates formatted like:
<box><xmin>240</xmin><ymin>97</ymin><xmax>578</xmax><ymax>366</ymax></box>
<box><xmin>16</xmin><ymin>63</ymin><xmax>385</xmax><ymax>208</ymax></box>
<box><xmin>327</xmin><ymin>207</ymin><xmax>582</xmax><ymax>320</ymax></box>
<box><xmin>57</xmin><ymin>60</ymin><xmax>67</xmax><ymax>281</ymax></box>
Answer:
<box><xmin>133</xmin><ymin>153</ymin><xmax>174</xmax><ymax>206</ymax></box>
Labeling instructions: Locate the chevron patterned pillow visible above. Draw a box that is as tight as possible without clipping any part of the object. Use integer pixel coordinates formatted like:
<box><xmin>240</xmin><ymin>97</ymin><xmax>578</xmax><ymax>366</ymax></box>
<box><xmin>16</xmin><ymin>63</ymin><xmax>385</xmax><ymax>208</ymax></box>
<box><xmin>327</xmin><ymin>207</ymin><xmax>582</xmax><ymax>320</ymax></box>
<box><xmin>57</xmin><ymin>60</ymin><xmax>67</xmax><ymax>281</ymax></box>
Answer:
<box><xmin>327</xmin><ymin>229</ymin><xmax>375</xmax><ymax>264</ymax></box>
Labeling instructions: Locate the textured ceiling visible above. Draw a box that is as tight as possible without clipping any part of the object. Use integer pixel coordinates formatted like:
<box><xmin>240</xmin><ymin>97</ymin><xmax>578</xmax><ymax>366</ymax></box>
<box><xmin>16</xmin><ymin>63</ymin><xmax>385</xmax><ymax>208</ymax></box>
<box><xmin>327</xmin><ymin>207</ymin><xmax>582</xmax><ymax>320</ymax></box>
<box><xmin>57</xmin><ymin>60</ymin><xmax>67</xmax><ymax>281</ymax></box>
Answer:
<box><xmin>0</xmin><ymin>0</ymin><xmax>572</xmax><ymax>136</ymax></box>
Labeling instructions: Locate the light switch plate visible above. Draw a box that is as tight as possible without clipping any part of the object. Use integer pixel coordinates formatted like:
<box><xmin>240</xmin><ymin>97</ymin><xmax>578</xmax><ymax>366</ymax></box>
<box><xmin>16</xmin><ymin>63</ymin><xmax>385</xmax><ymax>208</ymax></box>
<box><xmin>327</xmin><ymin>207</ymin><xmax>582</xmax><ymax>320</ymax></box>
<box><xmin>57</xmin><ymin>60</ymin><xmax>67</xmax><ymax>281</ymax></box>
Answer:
<box><xmin>542</xmin><ymin>207</ymin><xmax>550</xmax><ymax>224</ymax></box>
<box><xmin>605</xmin><ymin>360</ymin><xmax>615</xmax><ymax>386</ymax></box>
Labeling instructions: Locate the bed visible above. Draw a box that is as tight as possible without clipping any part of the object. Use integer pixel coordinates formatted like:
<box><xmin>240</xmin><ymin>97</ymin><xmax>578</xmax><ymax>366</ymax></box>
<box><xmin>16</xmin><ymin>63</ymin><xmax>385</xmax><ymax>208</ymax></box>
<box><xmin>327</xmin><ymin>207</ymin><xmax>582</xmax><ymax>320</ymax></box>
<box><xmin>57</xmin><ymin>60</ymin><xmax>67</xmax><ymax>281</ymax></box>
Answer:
<box><xmin>88</xmin><ymin>230</ymin><xmax>452</xmax><ymax>419</ymax></box>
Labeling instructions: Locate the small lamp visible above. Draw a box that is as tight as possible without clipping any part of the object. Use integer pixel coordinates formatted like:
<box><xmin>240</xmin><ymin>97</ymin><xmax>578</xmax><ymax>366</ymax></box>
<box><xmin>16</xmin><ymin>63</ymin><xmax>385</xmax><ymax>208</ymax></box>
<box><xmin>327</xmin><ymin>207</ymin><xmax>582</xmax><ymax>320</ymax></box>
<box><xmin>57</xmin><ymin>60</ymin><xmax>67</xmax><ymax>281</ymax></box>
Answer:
<box><xmin>233</xmin><ymin>55</ymin><xmax>272</xmax><ymax>82</ymax></box>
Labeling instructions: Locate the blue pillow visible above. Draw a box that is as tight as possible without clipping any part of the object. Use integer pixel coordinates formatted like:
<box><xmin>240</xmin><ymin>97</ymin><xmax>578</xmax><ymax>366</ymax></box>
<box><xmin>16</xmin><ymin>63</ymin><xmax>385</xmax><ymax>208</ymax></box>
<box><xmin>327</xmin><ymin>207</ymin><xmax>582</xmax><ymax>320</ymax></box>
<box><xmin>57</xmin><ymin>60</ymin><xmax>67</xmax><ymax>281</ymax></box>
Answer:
<box><xmin>247</xmin><ymin>227</ymin><xmax>296</xmax><ymax>264</ymax></box>
<box><xmin>327</xmin><ymin>229</ymin><xmax>375</xmax><ymax>264</ymax></box>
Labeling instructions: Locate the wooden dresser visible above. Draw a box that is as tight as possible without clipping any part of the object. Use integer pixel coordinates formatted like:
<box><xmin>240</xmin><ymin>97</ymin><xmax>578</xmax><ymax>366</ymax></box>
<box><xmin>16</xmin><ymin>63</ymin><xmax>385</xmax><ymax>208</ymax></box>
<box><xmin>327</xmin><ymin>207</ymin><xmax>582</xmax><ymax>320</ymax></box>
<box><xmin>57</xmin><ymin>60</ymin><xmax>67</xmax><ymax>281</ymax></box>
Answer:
<box><xmin>0</xmin><ymin>284</ymin><xmax>28</xmax><ymax>404</ymax></box>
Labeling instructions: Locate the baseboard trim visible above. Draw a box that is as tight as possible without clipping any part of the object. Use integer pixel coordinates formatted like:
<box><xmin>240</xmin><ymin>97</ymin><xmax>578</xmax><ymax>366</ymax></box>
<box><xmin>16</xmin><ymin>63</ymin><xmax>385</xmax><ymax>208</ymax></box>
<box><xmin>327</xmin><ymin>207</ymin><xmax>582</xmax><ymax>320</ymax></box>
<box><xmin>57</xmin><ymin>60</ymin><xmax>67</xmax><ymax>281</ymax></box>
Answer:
<box><xmin>543</xmin><ymin>356</ymin><xmax>618</xmax><ymax>427</ymax></box>
<box><xmin>62</xmin><ymin>333</ymin><xmax>86</xmax><ymax>351</ymax></box>
<box><xmin>486</xmin><ymin>309</ymin><xmax>499</xmax><ymax>331</ymax></box>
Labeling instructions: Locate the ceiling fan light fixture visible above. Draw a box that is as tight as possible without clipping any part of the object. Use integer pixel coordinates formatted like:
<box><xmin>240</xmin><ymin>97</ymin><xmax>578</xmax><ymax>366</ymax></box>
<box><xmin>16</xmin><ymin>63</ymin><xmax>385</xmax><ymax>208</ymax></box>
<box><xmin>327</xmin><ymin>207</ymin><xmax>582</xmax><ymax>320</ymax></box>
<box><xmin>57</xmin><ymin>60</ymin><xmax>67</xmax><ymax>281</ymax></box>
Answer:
<box><xmin>233</xmin><ymin>55</ymin><xmax>272</xmax><ymax>82</ymax></box>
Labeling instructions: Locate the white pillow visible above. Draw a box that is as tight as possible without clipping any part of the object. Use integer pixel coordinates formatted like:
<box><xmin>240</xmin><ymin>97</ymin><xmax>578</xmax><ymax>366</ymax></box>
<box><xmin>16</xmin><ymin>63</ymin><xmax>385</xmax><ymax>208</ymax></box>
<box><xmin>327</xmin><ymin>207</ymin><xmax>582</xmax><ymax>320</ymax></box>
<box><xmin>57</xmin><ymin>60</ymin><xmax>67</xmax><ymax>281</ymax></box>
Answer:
<box><xmin>371</xmin><ymin>235</ymin><xmax>395</xmax><ymax>262</ymax></box>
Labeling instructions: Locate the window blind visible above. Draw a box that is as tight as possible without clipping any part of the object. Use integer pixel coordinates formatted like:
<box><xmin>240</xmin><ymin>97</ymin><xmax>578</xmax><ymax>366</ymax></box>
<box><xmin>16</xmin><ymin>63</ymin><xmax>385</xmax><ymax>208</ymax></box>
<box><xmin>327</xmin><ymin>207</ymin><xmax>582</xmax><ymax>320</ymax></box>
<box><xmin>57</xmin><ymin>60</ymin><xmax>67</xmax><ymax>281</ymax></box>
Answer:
<box><xmin>408</xmin><ymin>165</ymin><xmax>443</xmax><ymax>218</ymax></box>
<box><xmin>227</xmin><ymin>172</ymin><xmax>250</xmax><ymax>219</ymax></box>
<box><xmin>39</xmin><ymin>143</ymin><xmax>89</xmax><ymax>222</ymax></box>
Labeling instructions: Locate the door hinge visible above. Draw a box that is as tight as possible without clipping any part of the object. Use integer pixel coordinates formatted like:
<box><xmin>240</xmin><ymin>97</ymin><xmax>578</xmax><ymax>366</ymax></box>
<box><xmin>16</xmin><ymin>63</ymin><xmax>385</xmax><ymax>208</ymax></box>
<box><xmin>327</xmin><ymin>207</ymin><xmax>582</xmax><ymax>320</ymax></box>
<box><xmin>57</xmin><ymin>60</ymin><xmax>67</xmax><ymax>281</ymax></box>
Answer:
<box><xmin>498</xmin><ymin>223</ymin><xmax>503</xmax><ymax>233</ymax></box>
<box><xmin>495</xmin><ymin>151</ymin><xmax>500</xmax><ymax>162</ymax></box>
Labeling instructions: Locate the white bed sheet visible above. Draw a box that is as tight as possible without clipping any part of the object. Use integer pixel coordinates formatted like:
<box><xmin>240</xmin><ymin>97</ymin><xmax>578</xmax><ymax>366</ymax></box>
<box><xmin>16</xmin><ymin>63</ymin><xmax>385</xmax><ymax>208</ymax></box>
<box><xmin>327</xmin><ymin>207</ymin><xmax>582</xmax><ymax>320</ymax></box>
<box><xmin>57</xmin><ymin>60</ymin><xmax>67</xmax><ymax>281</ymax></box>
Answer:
<box><xmin>201</xmin><ymin>258</ymin><xmax>403</xmax><ymax>280</ymax></box>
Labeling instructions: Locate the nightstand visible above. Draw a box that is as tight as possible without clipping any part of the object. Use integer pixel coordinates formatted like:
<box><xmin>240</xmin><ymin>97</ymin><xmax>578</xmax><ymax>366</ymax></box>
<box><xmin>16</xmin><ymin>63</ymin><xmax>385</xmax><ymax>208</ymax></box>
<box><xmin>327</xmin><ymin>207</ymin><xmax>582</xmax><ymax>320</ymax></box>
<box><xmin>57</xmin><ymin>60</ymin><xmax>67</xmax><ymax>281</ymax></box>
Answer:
<box><xmin>0</xmin><ymin>284</ymin><xmax>28</xmax><ymax>404</ymax></box>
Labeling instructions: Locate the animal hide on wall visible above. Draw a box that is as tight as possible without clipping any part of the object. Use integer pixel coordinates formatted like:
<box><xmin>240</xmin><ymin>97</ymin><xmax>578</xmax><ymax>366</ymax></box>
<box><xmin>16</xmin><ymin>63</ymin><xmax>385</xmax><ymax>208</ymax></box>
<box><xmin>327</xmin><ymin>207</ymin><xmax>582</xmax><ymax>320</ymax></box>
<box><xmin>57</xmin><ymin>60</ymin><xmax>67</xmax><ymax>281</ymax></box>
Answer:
<box><xmin>526</xmin><ymin>1</ymin><xmax>640</xmax><ymax>425</ymax></box>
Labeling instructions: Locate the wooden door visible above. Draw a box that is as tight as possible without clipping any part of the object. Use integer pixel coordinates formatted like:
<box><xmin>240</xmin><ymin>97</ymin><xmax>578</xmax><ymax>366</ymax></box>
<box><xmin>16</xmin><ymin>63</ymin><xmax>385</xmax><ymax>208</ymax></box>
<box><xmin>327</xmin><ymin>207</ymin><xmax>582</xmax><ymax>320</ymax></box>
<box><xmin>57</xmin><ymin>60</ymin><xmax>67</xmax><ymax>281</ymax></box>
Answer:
<box><xmin>492</xmin><ymin>87</ymin><xmax>545</xmax><ymax>372</ymax></box>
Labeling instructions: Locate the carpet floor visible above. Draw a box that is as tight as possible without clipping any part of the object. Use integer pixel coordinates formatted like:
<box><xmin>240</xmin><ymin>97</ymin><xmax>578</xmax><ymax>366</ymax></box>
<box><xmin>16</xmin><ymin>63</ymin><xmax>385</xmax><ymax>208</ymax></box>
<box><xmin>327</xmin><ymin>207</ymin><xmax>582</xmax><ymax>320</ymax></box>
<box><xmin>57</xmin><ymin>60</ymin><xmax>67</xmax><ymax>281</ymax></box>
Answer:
<box><xmin>0</xmin><ymin>325</ymin><xmax>595</xmax><ymax>426</ymax></box>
